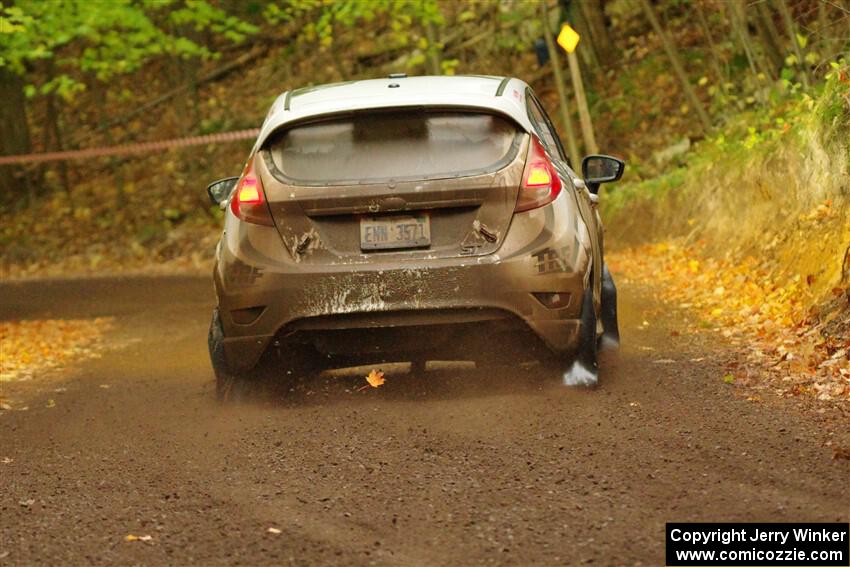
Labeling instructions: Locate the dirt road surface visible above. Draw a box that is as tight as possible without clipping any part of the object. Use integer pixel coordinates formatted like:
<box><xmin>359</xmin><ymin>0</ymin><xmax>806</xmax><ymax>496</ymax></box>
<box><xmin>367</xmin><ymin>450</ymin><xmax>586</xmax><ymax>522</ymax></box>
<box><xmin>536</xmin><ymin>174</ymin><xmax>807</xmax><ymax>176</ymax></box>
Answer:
<box><xmin>1</xmin><ymin>276</ymin><xmax>848</xmax><ymax>566</ymax></box>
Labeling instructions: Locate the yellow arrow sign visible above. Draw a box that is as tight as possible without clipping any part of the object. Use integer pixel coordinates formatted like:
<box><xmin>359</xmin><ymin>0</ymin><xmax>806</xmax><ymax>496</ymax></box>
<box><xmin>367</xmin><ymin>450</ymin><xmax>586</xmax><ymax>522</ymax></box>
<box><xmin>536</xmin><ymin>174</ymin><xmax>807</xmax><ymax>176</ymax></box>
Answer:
<box><xmin>557</xmin><ymin>24</ymin><xmax>580</xmax><ymax>53</ymax></box>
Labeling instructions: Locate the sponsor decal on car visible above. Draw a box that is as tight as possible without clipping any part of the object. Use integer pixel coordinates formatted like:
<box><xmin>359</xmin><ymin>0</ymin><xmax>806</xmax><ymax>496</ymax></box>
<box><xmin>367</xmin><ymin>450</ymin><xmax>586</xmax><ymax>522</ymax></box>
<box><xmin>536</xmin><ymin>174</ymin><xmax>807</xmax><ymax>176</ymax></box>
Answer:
<box><xmin>225</xmin><ymin>260</ymin><xmax>264</xmax><ymax>286</ymax></box>
<box><xmin>533</xmin><ymin>235</ymin><xmax>582</xmax><ymax>275</ymax></box>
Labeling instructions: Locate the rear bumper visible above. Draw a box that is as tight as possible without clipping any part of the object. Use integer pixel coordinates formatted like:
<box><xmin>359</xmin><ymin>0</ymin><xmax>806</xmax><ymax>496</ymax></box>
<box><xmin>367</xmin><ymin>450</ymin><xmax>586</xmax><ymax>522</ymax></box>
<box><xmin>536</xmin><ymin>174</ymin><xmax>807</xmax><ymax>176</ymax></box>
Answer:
<box><xmin>214</xmin><ymin>195</ymin><xmax>592</xmax><ymax>371</ymax></box>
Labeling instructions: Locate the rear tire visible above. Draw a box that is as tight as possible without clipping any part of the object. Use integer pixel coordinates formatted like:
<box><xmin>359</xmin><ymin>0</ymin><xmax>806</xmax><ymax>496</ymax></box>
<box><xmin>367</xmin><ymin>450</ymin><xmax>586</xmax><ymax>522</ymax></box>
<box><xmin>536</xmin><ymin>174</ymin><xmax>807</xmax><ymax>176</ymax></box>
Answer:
<box><xmin>600</xmin><ymin>263</ymin><xmax>620</xmax><ymax>349</ymax></box>
<box><xmin>559</xmin><ymin>286</ymin><xmax>599</xmax><ymax>387</ymax></box>
<box><xmin>208</xmin><ymin>309</ymin><xmax>254</xmax><ymax>402</ymax></box>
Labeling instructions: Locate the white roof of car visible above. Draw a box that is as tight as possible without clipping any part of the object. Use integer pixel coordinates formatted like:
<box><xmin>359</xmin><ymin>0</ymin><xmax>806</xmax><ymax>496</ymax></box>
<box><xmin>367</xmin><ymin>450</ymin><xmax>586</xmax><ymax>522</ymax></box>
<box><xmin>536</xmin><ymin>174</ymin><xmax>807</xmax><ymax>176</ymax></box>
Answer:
<box><xmin>252</xmin><ymin>75</ymin><xmax>534</xmax><ymax>151</ymax></box>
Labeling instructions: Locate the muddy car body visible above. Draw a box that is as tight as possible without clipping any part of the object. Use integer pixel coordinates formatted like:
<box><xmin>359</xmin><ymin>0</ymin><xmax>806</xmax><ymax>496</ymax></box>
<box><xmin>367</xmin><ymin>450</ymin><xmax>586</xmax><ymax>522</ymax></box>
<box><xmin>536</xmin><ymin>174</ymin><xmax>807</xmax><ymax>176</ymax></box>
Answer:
<box><xmin>207</xmin><ymin>75</ymin><xmax>624</xmax><ymax>397</ymax></box>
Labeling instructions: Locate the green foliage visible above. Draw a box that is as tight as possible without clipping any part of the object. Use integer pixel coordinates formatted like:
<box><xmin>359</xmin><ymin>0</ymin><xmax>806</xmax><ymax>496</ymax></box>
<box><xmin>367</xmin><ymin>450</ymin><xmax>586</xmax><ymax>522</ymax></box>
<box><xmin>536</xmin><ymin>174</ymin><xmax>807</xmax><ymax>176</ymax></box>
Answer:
<box><xmin>495</xmin><ymin>4</ymin><xmax>538</xmax><ymax>50</ymax></box>
<box><xmin>815</xmin><ymin>61</ymin><xmax>850</xmax><ymax>157</ymax></box>
<box><xmin>604</xmin><ymin>166</ymin><xmax>687</xmax><ymax>218</ymax></box>
<box><xmin>264</xmin><ymin>0</ymin><xmax>443</xmax><ymax>48</ymax></box>
<box><xmin>605</xmin><ymin>65</ymin><xmax>850</xmax><ymax>229</ymax></box>
<box><xmin>0</xmin><ymin>0</ymin><xmax>257</xmax><ymax>99</ymax></box>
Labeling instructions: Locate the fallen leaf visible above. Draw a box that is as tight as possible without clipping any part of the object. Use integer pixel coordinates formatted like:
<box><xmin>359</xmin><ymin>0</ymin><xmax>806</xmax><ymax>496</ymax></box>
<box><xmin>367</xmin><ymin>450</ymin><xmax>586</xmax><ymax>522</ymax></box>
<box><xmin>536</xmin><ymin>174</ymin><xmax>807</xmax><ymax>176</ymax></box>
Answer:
<box><xmin>0</xmin><ymin>318</ymin><xmax>114</xmax><ymax>384</ymax></box>
<box><xmin>832</xmin><ymin>447</ymin><xmax>850</xmax><ymax>461</ymax></box>
<box><xmin>125</xmin><ymin>534</ymin><xmax>153</xmax><ymax>542</ymax></box>
<box><xmin>608</xmin><ymin>241</ymin><xmax>849</xmax><ymax>405</ymax></box>
<box><xmin>46</xmin><ymin>399</ymin><xmax>56</xmax><ymax>408</ymax></box>
<box><xmin>365</xmin><ymin>369</ymin><xmax>385</xmax><ymax>388</ymax></box>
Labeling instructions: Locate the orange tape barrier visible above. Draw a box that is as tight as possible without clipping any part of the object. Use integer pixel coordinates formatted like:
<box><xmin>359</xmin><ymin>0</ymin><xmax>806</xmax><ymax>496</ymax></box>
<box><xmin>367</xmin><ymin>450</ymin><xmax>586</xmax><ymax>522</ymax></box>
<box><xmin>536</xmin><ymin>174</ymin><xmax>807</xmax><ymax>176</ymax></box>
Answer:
<box><xmin>0</xmin><ymin>128</ymin><xmax>260</xmax><ymax>165</ymax></box>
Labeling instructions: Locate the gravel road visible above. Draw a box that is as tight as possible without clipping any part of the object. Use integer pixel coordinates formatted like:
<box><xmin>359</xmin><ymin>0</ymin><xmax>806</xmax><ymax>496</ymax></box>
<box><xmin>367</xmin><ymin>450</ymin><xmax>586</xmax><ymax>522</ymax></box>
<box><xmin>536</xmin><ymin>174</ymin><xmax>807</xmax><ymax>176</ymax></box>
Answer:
<box><xmin>1</xmin><ymin>276</ymin><xmax>847</xmax><ymax>566</ymax></box>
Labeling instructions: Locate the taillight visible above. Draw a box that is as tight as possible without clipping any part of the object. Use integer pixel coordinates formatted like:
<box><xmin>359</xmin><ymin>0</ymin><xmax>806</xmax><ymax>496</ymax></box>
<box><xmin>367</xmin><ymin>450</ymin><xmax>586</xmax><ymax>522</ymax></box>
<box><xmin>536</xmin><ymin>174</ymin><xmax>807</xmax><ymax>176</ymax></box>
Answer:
<box><xmin>230</xmin><ymin>157</ymin><xmax>274</xmax><ymax>226</ymax></box>
<box><xmin>515</xmin><ymin>136</ymin><xmax>562</xmax><ymax>213</ymax></box>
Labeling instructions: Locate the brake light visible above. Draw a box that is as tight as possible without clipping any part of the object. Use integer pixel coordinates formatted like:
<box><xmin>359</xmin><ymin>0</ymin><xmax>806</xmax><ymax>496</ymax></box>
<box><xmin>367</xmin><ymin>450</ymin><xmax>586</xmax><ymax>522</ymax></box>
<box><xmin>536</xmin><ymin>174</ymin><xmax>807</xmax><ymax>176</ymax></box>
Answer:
<box><xmin>230</xmin><ymin>157</ymin><xmax>274</xmax><ymax>226</ymax></box>
<box><xmin>515</xmin><ymin>136</ymin><xmax>562</xmax><ymax>212</ymax></box>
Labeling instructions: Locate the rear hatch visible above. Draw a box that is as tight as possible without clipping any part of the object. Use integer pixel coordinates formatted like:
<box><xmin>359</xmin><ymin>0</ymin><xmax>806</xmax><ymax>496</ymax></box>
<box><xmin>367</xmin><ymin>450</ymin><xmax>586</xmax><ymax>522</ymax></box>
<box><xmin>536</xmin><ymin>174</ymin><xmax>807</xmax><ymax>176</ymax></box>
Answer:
<box><xmin>257</xmin><ymin>108</ymin><xmax>528</xmax><ymax>265</ymax></box>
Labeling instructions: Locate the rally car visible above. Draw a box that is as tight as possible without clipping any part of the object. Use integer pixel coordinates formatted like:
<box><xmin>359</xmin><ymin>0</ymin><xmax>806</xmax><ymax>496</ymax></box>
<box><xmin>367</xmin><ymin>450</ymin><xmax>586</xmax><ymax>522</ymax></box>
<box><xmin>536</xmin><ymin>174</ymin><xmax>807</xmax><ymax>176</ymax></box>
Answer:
<box><xmin>206</xmin><ymin>74</ymin><xmax>624</xmax><ymax>399</ymax></box>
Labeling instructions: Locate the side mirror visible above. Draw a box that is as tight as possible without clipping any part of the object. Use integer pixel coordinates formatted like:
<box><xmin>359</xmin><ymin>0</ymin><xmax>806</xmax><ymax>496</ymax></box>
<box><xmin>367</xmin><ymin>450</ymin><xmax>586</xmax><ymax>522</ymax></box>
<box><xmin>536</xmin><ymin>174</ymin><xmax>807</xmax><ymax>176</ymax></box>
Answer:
<box><xmin>206</xmin><ymin>177</ymin><xmax>239</xmax><ymax>207</ymax></box>
<box><xmin>581</xmin><ymin>155</ymin><xmax>625</xmax><ymax>194</ymax></box>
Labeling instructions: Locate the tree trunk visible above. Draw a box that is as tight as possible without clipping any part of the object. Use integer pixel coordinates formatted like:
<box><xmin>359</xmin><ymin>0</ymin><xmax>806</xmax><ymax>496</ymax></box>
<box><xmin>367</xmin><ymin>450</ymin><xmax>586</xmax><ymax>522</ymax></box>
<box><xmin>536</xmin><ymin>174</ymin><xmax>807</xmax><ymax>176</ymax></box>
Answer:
<box><xmin>639</xmin><ymin>0</ymin><xmax>711</xmax><ymax>132</ymax></box>
<box><xmin>695</xmin><ymin>2</ymin><xmax>727</xmax><ymax>84</ymax></box>
<box><xmin>424</xmin><ymin>16</ymin><xmax>442</xmax><ymax>75</ymax></box>
<box><xmin>0</xmin><ymin>67</ymin><xmax>34</xmax><ymax>206</ymax></box>
<box><xmin>329</xmin><ymin>43</ymin><xmax>350</xmax><ymax>81</ymax></box>
<box><xmin>44</xmin><ymin>86</ymin><xmax>72</xmax><ymax>201</ymax></box>
<box><xmin>753</xmin><ymin>1</ymin><xmax>785</xmax><ymax>74</ymax></box>
<box><xmin>569</xmin><ymin>1</ymin><xmax>601</xmax><ymax>76</ymax></box>
<box><xmin>579</xmin><ymin>0</ymin><xmax>614</xmax><ymax>63</ymax></box>
<box><xmin>93</xmin><ymin>82</ymin><xmax>127</xmax><ymax>208</ymax></box>
<box><xmin>775</xmin><ymin>0</ymin><xmax>810</xmax><ymax>89</ymax></box>
<box><xmin>817</xmin><ymin>1</ymin><xmax>829</xmax><ymax>41</ymax></box>
<box><xmin>541</xmin><ymin>0</ymin><xmax>581</xmax><ymax>167</ymax></box>
<box><xmin>44</xmin><ymin>59</ymin><xmax>72</xmax><ymax>201</ymax></box>
<box><xmin>727</xmin><ymin>0</ymin><xmax>764</xmax><ymax>79</ymax></box>
<box><xmin>182</xmin><ymin>58</ymin><xmax>201</xmax><ymax>132</ymax></box>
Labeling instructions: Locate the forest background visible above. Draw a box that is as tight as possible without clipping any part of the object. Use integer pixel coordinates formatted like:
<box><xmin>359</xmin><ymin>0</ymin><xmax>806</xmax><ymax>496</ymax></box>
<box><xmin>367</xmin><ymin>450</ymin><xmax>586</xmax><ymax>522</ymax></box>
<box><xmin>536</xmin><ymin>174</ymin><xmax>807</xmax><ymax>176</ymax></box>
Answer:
<box><xmin>1</xmin><ymin>0</ymin><xmax>848</xmax><ymax>401</ymax></box>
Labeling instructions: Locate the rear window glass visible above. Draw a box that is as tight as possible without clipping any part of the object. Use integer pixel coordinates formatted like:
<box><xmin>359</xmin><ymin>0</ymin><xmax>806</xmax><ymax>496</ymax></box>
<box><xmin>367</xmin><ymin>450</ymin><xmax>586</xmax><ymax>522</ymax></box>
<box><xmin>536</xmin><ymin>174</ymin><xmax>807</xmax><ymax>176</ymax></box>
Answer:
<box><xmin>266</xmin><ymin>111</ymin><xmax>520</xmax><ymax>184</ymax></box>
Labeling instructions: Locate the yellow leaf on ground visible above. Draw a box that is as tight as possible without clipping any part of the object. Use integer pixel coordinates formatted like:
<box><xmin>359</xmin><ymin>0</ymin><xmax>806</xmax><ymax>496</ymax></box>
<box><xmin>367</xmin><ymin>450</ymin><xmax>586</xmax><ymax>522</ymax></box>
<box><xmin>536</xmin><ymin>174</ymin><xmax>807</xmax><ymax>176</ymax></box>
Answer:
<box><xmin>608</xmin><ymin>239</ymin><xmax>849</xmax><ymax>403</ymax></box>
<box><xmin>366</xmin><ymin>369</ymin><xmax>385</xmax><ymax>388</ymax></box>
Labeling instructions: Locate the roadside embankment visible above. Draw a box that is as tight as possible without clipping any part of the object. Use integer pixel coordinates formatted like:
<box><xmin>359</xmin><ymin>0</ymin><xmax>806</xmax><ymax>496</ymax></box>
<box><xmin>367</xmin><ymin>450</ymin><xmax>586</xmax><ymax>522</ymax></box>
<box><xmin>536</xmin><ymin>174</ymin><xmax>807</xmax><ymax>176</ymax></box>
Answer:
<box><xmin>605</xmin><ymin>71</ymin><xmax>850</xmax><ymax>405</ymax></box>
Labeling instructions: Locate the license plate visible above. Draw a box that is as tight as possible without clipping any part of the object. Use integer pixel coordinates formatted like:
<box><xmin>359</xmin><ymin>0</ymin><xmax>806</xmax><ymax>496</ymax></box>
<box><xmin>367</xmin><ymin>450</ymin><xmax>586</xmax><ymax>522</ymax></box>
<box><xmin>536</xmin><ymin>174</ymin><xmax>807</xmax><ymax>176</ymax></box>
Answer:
<box><xmin>360</xmin><ymin>214</ymin><xmax>431</xmax><ymax>250</ymax></box>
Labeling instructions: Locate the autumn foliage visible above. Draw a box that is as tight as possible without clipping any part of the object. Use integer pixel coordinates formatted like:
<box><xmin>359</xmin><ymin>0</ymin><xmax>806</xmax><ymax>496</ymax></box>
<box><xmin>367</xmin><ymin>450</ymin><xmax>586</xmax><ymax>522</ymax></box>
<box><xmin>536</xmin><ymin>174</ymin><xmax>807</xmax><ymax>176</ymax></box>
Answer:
<box><xmin>610</xmin><ymin>241</ymin><xmax>849</xmax><ymax>403</ymax></box>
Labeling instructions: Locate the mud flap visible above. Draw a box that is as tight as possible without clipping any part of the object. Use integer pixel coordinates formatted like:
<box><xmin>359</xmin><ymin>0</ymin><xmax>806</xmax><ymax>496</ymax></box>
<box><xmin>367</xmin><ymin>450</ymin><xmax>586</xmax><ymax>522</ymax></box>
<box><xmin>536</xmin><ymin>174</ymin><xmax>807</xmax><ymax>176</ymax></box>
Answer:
<box><xmin>600</xmin><ymin>263</ymin><xmax>620</xmax><ymax>350</ymax></box>
<box><xmin>209</xmin><ymin>309</ymin><xmax>246</xmax><ymax>401</ymax></box>
<box><xmin>562</xmin><ymin>287</ymin><xmax>599</xmax><ymax>387</ymax></box>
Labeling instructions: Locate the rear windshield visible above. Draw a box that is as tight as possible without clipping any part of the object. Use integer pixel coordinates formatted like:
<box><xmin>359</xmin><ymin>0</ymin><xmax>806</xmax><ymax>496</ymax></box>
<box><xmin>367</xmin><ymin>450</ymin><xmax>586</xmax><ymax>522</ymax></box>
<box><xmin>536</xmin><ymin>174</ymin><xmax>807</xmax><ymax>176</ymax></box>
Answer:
<box><xmin>266</xmin><ymin>110</ymin><xmax>520</xmax><ymax>185</ymax></box>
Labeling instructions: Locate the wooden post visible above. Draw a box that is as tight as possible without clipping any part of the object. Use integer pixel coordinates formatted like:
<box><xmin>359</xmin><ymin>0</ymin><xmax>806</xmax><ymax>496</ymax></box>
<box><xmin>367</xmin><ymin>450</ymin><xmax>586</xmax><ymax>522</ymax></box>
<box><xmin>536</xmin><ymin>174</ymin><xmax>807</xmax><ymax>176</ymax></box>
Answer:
<box><xmin>541</xmin><ymin>1</ymin><xmax>581</xmax><ymax>167</ymax></box>
<box><xmin>567</xmin><ymin>50</ymin><xmax>598</xmax><ymax>155</ymax></box>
